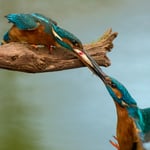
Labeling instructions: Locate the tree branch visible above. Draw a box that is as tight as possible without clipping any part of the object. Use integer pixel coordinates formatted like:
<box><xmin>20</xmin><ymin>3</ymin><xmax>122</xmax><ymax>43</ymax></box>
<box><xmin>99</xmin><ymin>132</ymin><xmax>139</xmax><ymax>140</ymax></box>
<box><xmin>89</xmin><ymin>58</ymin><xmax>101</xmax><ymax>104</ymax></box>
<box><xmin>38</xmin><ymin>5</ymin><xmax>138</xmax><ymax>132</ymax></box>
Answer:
<box><xmin>0</xmin><ymin>29</ymin><xmax>118</xmax><ymax>73</ymax></box>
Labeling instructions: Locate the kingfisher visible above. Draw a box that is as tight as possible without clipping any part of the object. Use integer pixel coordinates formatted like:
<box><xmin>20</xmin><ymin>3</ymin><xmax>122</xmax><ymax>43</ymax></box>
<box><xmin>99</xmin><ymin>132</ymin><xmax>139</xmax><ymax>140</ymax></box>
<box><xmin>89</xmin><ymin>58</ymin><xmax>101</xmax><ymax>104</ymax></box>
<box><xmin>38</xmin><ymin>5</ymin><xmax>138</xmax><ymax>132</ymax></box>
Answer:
<box><xmin>82</xmin><ymin>58</ymin><xmax>150</xmax><ymax>149</ymax></box>
<box><xmin>1</xmin><ymin>13</ymin><xmax>84</xmax><ymax>52</ymax></box>
<box><xmin>1</xmin><ymin>13</ymin><xmax>58</xmax><ymax>50</ymax></box>
<box><xmin>1</xmin><ymin>13</ymin><xmax>106</xmax><ymax>76</ymax></box>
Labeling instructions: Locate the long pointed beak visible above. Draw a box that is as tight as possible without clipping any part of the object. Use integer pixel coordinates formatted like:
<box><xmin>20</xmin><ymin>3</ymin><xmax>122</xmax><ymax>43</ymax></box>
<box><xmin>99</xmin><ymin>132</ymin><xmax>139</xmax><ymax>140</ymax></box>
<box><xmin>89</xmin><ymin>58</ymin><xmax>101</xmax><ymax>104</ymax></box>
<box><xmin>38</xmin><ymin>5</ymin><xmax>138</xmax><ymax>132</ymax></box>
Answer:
<box><xmin>73</xmin><ymin>48</ymin><xmax>108</xmax><ymax>83</ymax></box>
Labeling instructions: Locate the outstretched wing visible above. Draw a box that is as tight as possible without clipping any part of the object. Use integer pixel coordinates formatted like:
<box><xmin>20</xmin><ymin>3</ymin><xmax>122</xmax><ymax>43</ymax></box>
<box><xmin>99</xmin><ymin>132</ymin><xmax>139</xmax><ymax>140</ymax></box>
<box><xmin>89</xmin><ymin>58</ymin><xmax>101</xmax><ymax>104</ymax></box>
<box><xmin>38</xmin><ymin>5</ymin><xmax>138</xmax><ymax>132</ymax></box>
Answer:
<box><xmin>5</xmin><ymin>13</ymin><xmax>39</xmax><ymax>30</ymax></box>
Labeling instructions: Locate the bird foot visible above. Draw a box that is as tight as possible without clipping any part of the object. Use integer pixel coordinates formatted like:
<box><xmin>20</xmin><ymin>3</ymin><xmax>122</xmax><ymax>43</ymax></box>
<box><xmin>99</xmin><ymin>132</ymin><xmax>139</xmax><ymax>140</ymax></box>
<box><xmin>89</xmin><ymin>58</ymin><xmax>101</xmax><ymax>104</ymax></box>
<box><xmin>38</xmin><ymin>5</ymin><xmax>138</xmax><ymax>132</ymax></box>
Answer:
<box><xmin>109</xmin><ymin>136</ymin><xmax>120</xmax><ymax>150</ymax></box>
<box><xmin>49</xmin><ymin>45</ymin><xmax>56</xmax><ymax>54</ymax></box>
<box><xmin>30</xmin><ymin>44</ymin><xmax>45</xmax><ymax>49</ymax></box>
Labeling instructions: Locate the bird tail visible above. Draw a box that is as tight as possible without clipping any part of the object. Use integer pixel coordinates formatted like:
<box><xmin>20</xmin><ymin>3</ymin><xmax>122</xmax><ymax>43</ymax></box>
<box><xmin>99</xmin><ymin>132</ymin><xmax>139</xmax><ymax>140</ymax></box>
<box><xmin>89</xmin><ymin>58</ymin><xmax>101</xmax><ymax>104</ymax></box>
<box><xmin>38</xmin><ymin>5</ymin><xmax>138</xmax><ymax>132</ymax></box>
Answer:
<box><xmin>0</xmin><ymin>40</ymin><xmax>7</xmax><ymax>45</ymax></box>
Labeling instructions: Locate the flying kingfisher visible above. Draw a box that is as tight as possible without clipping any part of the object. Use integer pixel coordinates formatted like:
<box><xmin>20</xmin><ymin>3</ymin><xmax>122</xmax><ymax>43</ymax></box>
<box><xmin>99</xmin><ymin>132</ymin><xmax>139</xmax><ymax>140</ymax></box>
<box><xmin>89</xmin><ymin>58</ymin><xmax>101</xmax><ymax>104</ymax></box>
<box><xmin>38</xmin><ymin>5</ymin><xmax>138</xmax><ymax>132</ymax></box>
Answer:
<box><xmin>81</xmin><ymin>57</ymin><xmax>150</xmax><ymax>149</ymax></box>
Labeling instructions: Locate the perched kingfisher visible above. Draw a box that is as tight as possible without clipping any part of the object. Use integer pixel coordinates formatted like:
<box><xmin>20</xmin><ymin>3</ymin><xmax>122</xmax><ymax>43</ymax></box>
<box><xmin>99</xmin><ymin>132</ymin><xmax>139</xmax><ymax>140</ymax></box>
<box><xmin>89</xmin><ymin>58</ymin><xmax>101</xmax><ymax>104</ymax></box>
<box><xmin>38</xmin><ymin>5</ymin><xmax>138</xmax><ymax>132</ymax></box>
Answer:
<box><xmin>1</xmin><ymin>13</ymin><xmax>58</xmax><ymax>50</ymax></box>
<box><xmin>82</xmin><ymin>58</ymin><xmax>150</xmax><ymax>150</ymax></box>
<box><xmin>1</xmin><ymin>13</ymin><xmax>84</xmax><ymax>52</ymax></box>
<box><xmin>1</xmin><ymin>13</ymin><xmax>106</xmax><ymax>76</ymax></box>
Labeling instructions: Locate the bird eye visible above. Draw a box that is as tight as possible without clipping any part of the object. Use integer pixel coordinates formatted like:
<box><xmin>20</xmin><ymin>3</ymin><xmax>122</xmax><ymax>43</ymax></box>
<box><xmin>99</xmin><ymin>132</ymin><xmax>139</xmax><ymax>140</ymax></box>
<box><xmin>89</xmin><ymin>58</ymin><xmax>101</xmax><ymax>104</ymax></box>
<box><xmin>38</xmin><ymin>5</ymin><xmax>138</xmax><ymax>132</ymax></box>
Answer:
<box><xmin>111</xmin><ymin>82</ymin><xmax>116</xmax><ymax>88</ymax></box>
<box><xmin>72</xmin><ymin>40</ymin><xmax>78</xmax><ymax>46</ymax></box>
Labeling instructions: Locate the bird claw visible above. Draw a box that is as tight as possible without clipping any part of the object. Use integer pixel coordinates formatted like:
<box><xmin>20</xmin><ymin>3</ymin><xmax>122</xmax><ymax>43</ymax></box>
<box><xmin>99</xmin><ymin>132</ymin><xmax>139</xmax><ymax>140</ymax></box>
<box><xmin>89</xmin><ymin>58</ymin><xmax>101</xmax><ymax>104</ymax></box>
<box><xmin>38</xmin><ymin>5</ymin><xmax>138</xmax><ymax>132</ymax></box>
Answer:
<box><xmin>109</xmin><ymin>136</ymin><xmax>120</xmax><ymax>150</ymax></box>
<box><xmin>49</xmin><ymin>45</ymin><xmax>56</xmax><ymax>54</ymax></box>
<box><xmin>30</xmin><ymin>44</ymin><xmax>44</xmax><ymax>49</ymax></box>
<box><xmin>30</xmin><ymin>44</ymin><xmax>56</xmax><ymax>54</ymax></box>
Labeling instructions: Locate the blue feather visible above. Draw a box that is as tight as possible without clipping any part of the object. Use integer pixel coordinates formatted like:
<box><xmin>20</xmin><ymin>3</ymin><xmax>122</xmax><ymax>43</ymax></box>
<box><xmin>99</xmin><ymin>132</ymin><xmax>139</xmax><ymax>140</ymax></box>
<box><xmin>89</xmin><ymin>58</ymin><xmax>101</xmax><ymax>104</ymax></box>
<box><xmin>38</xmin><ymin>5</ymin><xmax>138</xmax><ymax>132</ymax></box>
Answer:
<box><xmin>3</xmin><ymin>31</ymin><xmax>10</xmax><ymax>42</ymax></box>
<box><xmin>105</xmin><ymin>76</ymin><xmax>150</xmax><ymax>143</ymax></box>
<box><xmin>106</xmin><ymin>77</ymin><xmax>137</xmax><ymax>106</ymax></box>
<box><xmin>31</xmin><ymin>13</ymin><xmax>57</xmax><ymax>25</ymax></box>
<box><xmin>6</xmin><ymin>13</ymin><xmax>39</xmax><ymax>30</ymax></box>
<box><xmin>51</xmin><ymin>23</ymin><xmax>82</xmax><ymax>50</ymax></box>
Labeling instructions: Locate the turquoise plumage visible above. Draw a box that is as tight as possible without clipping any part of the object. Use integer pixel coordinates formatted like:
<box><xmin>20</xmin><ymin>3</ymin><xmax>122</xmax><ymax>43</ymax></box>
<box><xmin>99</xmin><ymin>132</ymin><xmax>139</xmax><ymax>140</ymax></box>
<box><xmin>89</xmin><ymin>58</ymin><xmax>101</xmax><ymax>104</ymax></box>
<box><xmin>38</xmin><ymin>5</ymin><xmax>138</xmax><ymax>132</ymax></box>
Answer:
<box><xmin>3</xmin><ymin>32</ymin><xmax>10</xmax><ymax>43</ymax></box>
<box><xmin>139</xmin><ymin>108</ymin><xmax>150</xmax><ymax>142</ymax></box>
<box><xmin>51</xmin><ymin>23</ymin><xmax>82</xmax><ymax>50</ymax></box>
<box><xmin>77</xmin><ymin>56</ymin><xmax>150</xmax><ymax>149</ymax></box>
<box><xmin>1</xmin><ymin>13</ymin><xmax>84</xmax><ymax>51</ymax></box>
<box><xmin>2</xmin><ymin>13</ymin><xmax>57</xmax><ymax>49</ymax></box>
<box><xmin>6</xmin><ymin>13</ymin><xmax>57</xmax><ymax>30</ymax></box>
<box><xmin>6</xmin><ymin>13</ymin><xmax>41</xmax><ymax>30</ymax></box>
<box><xmin>2</xmin><ymin>13</ymin><xmax>84</xmax><ymax>52</ymax></box>
<box><xmin>1</xmin><ymin>13</ymin><xmax>106</xmax><ymax>77</ymax></box>
<box><xmin>105</xmin><ymin>77</ymin><xmax>137</xmax><ymax>106</ymax></box>
<box><xmin>104</xmin><ymin>76</ymin><xmax>150</xmax><ymax>145</ymax></box>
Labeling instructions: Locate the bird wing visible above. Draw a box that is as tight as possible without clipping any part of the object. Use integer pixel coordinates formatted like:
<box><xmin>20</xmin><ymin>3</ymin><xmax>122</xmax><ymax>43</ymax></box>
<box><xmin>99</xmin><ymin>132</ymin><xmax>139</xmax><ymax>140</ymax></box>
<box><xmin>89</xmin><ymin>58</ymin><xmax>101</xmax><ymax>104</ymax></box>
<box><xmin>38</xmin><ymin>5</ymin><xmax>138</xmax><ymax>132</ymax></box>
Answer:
<box><xmin>140</xmin><ymin>108</ymin><xmax>150</xmax><ymax>142</ymax></box>
<box><xmin>51</xmin><ymin>24</ymin><xmax>82</xmax><ymax>46</ymax></box>
<box><xmin>5</xmin><ymin>13</ymin><xmax>40</xmax><ymax>30</ymax></box>
<box><xmin>31</xmin><ymin>13</ymin><xmax>57</xmax><ymax>25</ymax></box>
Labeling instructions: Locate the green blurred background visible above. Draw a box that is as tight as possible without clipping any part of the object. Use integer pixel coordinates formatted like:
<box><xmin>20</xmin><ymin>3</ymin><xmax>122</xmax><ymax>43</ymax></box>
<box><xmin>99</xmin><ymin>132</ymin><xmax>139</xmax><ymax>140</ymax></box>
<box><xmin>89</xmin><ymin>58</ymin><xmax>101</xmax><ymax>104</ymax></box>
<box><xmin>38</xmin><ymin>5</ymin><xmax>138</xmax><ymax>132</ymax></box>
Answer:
<box><xmin>0</xmin><ymin>0</ymin><xmax>150</xmax><ymax>149</ymax></box>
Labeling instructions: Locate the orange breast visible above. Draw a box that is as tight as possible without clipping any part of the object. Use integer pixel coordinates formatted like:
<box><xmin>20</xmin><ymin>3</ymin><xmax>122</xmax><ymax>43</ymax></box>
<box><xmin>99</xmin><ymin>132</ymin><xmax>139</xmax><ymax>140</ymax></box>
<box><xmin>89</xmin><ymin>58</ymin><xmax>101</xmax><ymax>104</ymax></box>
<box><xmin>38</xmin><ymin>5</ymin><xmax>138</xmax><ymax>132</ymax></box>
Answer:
<box><xmin>114</xmin><ymin>102</ymin><xmax>143</xmax><ymax>150</ymax></box>
<box><xmin>8</xmin><ymin>24</ymin><xmax>57</xmax><ymax>48</ymax></box>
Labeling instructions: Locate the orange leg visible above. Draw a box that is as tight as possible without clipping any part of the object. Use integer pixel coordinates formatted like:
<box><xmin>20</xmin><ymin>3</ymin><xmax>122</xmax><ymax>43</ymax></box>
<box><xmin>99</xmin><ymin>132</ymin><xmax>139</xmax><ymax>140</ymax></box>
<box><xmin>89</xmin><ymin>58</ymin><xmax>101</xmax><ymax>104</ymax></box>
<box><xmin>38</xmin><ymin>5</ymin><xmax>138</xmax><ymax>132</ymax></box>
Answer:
<box><xmin>30</xmin><ymin>44</ymin><xmax>45</xmax><ymax>49</ymax></box>
<box><xmin>49</xmin><ymin>45</ymin><xmax>56</xmax><ymax>54</ymax></box>
<box><xmin>109</xmin><ymin>136</ymin><xmax>120</xmax><ymax>150</ymax></box>
<box><xmin>30</xmin><ymin>44</ymin><xmax>55</xmax><ymax>54</ymax></box>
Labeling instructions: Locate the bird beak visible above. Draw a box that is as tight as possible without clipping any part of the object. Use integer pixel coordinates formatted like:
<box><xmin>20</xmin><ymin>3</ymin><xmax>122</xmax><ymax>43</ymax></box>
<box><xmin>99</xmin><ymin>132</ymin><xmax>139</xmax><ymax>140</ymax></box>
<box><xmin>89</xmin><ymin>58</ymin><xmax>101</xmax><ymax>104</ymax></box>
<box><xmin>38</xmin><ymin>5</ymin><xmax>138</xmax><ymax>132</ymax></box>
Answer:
<box><xmin>73</xmin><ymin>48</ymin><xmax>108</xmax><ymax>82</ymax></box>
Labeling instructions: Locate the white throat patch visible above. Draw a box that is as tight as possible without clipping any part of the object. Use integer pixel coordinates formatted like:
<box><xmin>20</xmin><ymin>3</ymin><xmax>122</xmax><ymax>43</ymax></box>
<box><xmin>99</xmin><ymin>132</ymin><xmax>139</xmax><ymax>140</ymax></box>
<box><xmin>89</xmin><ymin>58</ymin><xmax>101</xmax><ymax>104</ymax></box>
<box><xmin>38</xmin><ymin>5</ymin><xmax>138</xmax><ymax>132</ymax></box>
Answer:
<box><xmin>52</xmin><ymin>27</ymin><xmax>63</xmax><ymax>41</ymax></box>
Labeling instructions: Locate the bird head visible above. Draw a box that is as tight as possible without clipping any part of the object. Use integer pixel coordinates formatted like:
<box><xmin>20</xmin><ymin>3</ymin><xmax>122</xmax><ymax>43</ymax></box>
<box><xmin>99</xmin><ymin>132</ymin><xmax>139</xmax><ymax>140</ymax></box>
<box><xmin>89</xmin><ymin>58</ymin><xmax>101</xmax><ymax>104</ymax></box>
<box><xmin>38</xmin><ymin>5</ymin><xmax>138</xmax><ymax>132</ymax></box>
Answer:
<box><xmin>51</xmin><ymin>23</ymin><xmax>101</xmax><ymax>72</ymax></box>
<box><xmin>51</xmin><ymin>23</ymin><xmax>83</xmax><ymax>51</ymax></box>
<box><xmin>105</xmin><ymin>77</ymin><xmax>137</xmax><ymax>107</ymax></box>
<box><xmin>96</xmin><ymin>69</ymin><xmax>137</xmax><ymax>108</ymax></box>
